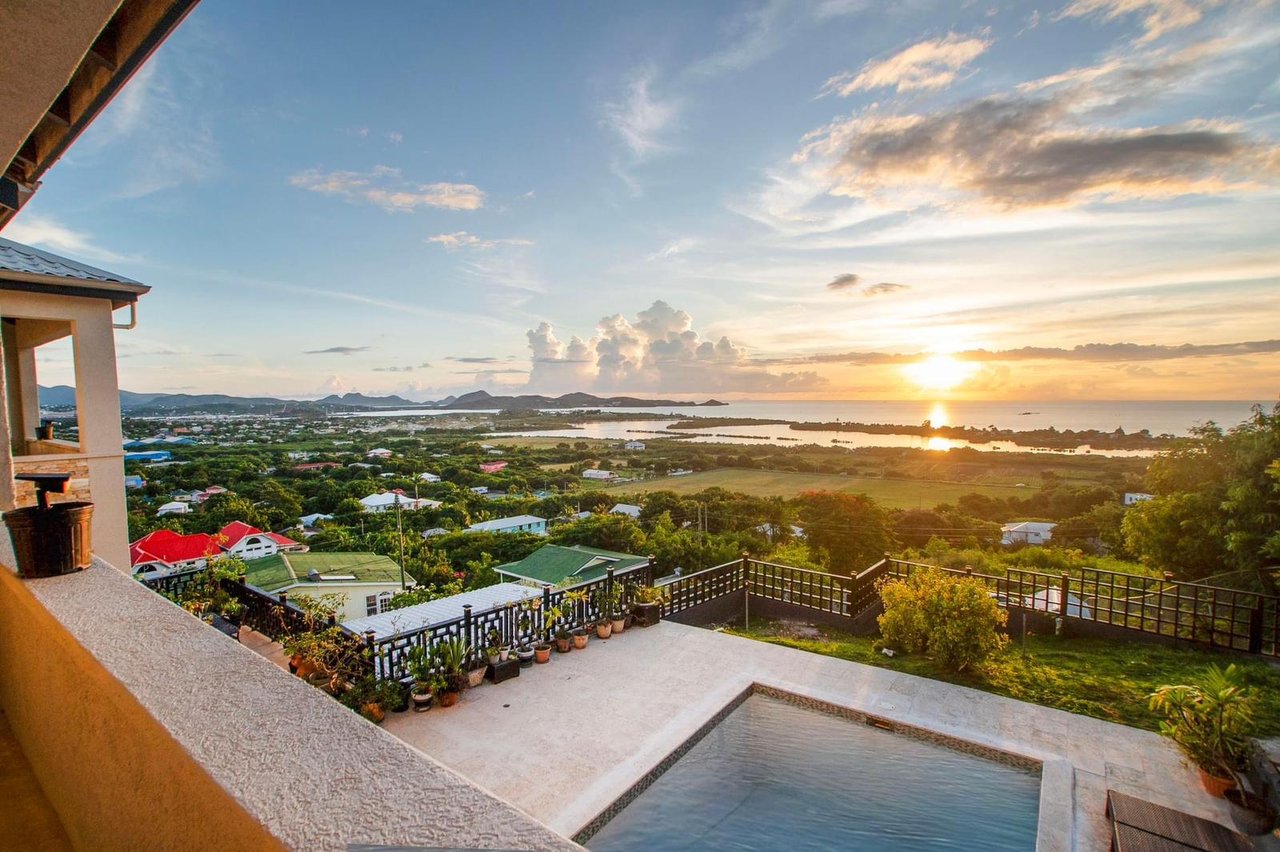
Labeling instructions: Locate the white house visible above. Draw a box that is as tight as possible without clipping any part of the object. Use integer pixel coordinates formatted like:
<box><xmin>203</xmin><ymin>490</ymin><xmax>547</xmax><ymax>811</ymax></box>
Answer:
<box><xmin>610</xmin><ymin>503</ymin><xmax>642</xmax><ymax>519</ymax></box>
<box><xmin>421</xmin><ymin>527</ymin><xmax>450</xmax><ymax>539</ymax></box>
<box><xmin>1023</xmin><ymin>588</ymin><xmax>1093</xmax><ymax>620</ymax></box>
<box><xmin>1124</xmin><ymin>492</ymin><xmax>1154</xmax><ymax>506</ymax></box>
<box><xmin>623</xmin><ymin>441</ymin><xmax>646</xmax><ymax>451</ymax></box>
<box><xmin>343</xmin><ymin>582</ymin><xmax>541</xmax><ymax>642</ymax></box>
<box><xmin>467</xmin><ymin>515</ymin><xmax>548</xmax><ymax>535</ymax></box>
<box><xmin>359</xmin><ymin>492</ymin><xmax>442</xmax><ymax>513</ymax></box>
<box><xmin>583</xmin><ymin>469</ymin><xmax>616</xmax><ymax>481</ymax></box>
<box><xmin>298</xmin><ymin>512</ymin><xmax>334</xmax><ymax>528</ymax></box>
<box><xmin>219</xmin><ymin>521</ymin><xmax>307</xmax><ymax>561</ymax></box>
<box><xmin>469</xmin><ymin>486</ymin><xmax>489</xmax><ymax>495</ymax></box>
<box><xmin>668</xmin><ymin>468</ymin><xmax>693</xmax><ymax>477</ymax></box>
<box><xmin>156</xmin><ymin>501</ymin><xmax>192</xmax><ymax>516</ymax></box>
<box><xmin>419</xmin><ymin>472</ymin><xmax>441</xmax><ymax>483</ymax></box>
<box><xmin>1001</xmin><ymin>521</ymin><xmax>1057</xmax><ymax>546</ymax></box>
<box><xmin>366</xmin><ymin>448</ymin><xmax>393</xmax><ymax>459</ymax></box>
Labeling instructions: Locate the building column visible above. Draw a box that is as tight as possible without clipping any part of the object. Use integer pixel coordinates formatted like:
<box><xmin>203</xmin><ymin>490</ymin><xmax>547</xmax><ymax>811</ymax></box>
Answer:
<box><xmin>72</xmin><ymin>306</ymin><xmax>128</xmax><ymax>571</ymax></box>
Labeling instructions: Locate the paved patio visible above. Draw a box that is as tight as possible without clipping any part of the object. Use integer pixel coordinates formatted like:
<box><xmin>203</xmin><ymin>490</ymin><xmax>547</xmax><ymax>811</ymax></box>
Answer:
<box><xmin>384</xmin><ymin>620</ymin><xmax>1235</xmax><ymax>850</ymax></box>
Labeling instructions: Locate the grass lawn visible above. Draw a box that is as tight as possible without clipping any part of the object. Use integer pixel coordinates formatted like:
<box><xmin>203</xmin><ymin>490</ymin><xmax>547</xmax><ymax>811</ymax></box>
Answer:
<box><xmin>728</xmin><ymin>619</ymin><xmax>1280</xmax><ymax>735</ymax></box>
<box><xmin>595</xmin><ymin>468</ymin><xmax>1031</xmax><ymax>508</ymax></box>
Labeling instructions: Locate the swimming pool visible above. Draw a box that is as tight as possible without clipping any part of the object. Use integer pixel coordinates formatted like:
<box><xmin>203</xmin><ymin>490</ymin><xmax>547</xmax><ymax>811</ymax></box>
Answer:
<box><xmin>586</xmin><ymin>694</ymin><xmax>1041</xmax><ymax>851</ymax></box>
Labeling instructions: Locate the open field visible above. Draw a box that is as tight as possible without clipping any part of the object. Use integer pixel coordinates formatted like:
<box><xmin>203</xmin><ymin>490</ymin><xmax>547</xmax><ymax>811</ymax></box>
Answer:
<box><xmin>591</xmin><ymin>467</ymin><xmax>1032</xmax><ymax>508</ymax></box>
<box><xmin>730</xmin><ymin>620</ymin><xmax>1280</xmax><ymax>734</ymax></box>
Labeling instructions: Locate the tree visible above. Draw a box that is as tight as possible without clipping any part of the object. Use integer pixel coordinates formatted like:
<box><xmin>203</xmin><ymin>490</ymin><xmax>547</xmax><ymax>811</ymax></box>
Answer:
<box><xmin>795</xmin><ymin>491</ymin><xmax>894</xmax><ymax>573</ymax></box>
<box><xmin>1123</xmin><ymin>493</ymin><xmax>1225</xmax><ymax>580</ymax></box>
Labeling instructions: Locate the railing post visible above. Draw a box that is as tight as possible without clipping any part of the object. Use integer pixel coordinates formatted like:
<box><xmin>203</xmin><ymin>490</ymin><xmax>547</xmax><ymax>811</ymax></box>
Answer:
<box><xmin>1248</xmin><ymin>602</ymin><xmax>1264</xmax><ymax>655</ymax></box>
<box><xmin>1058</xmin><ymin>572</ymin><xmax>1070</xmax><ymax>634</ymax></box>
<box><xmin>542</xmin><ymin>584</ymin><xmax>552</xmax><ymax>641</ymax></box>
<box><xmin>646</xmin><ymin>554</ymin><xmax>656</xmax><ymax>587</ymax></box>
<box><xmin>463</xmin><ymin>604</ymin><xmax>474</xmax><ymax>658</ymax></box>
<box><xmin>363</xmin><ymin>629</ymin><xmax>377</xmax><ymax>678</ymax></box>
<box><xmin>606</xmin><ymin>567</ymin><xmax>615</xmax><ymax>616</ymax></box>
<box><xmin>278</xmin><ymin>591</ymin><xmax>288</xmax><ymax>607</ymax></box>
<box><xmin>741</xmin><ymin>551</ymin><xmax>751</xmax><ymax>630</ymax></box>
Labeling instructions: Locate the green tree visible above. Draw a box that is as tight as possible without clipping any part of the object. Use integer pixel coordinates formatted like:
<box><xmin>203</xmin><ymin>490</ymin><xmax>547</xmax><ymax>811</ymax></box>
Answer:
<box><xmin>795</xmin><ymin>491</ymin><xmax>893</xmax><ymax>573</ymax></box>
<box><xmin>549</xmin><ymin>513</ymin><xmax>646</xmax><ymax>554</ymax></box>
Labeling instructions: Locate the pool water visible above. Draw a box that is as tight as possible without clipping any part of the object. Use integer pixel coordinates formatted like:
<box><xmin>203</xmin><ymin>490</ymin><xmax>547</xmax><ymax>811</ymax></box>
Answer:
<box><xmin>587</xmin><ymin>695</ymin><xmax>1040</xmax><ymax>851</ymax></box>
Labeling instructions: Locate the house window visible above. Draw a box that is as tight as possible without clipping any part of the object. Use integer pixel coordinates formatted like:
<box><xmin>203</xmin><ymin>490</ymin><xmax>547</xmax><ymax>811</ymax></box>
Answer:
<box><xmin>377</xmin><ymin>591</ymin><xmax>393</xmax><ymax>613</ymax></box>
<box><xmin>365</xmin><ymin>595</ymin><xmax>378</xmax><ymax>616</ymax></box>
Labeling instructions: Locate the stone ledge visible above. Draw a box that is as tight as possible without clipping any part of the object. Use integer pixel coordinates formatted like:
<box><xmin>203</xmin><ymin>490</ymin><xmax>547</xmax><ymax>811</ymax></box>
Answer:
<box><xmin>14</xmin><ymin>558</ymin><xmax>578</xmax><ymax>851</ymax></box>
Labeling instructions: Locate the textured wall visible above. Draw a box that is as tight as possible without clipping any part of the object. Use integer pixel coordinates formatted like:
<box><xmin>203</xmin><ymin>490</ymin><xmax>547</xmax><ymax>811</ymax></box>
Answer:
<box><xmin>0</xmin><ymin>555</ymin><xmax>580</xmax><ymax>851</ymax></box>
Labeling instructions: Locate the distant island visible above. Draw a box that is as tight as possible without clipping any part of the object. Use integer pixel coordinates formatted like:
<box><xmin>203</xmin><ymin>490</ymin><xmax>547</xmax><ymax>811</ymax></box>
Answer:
<box><xmin>37</xmin><ymin>385</ymin><xmax>726</xmax><ymax>414</ymax></box>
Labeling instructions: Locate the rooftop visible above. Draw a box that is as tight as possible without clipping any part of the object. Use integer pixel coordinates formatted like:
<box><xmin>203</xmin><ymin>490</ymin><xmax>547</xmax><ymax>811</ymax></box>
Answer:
<box><xmin>468</xmin><ymin>514</ymin><xmax>546</xmax><ymax>532</ymax></box>
<box><xmin>343</xmin><ymin>582</ymin><xmax>541</xmax><ymax>639</ymax></box>
<box><xmin>497</xmin><ymin>544</ymin><xmax>648</xmax><ymax>585</ymax></box>
<box><xmin>0</xmin><ymin>237</ymin><xmax>149</xmax><ymax>307</ymax></box>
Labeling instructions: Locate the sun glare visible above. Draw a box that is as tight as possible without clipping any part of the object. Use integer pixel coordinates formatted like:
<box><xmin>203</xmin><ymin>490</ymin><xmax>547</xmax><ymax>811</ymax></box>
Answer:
<box><xmin>903</xmin><ymin>354</ymin><xmax>978</xmax><ymax>391</ymax></box>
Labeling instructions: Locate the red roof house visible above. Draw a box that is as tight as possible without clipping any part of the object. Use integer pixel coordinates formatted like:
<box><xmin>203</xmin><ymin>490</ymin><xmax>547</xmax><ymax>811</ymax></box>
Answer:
<box><xmin>129</xmin><ymin>530</ymin><xmax>222</xmax><ymax>574</ymax></box>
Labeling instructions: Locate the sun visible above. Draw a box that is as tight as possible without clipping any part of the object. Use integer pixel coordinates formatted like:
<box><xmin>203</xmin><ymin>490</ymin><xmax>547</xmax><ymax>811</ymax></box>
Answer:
<box><xmin>902</xmin><ymin>353</ymin><xmax>978</xmax><ymax>391</ymax></box>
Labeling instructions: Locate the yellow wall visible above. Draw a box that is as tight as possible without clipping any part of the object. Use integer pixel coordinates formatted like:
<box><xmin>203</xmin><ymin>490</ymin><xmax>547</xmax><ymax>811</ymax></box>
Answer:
<box><xmin>0</xmin><ymin>568</ymin><xmax>285</xmax><ymax>852</ymax></box>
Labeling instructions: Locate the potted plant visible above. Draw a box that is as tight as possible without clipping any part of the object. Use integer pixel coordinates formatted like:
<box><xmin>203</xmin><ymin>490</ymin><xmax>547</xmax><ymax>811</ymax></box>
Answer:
<box><xmin>631</xmin><ymin>584</ymin><xmax>669</xmax><ymax>627</ymax></box>
<box><xmin>534</xmin><ymin>641</ymin><xmax>552</xmax><ymax>663</ymax></box>
<box><xmin>571</xmin><ymin>626</ymin><xmax>589</xmax><ymax>649</ymax></box>
<box><xmin>544</xmin><ymin>604</ymin><xmax>571</xmax><ymax>653</ymax></box>
<box><xmin>1149</xmin><ymin>664</ymin><xmax>1257</xmax><ymax>798</ymax></box>
<box><xmin>341</xmin><ymin>676</ymin><xmax>388</xmax><ymax>724</ymax></box>
<box><xmin>434</xmin><ymin>636</ymin><xmax>470</xmax><ymax>706</ymax></box>
<box><xmin>516</xmin><ymin>644</ymin><xmax>535</xmax><ymax>667</ymax></box>
<box><xmin>432</xmin><ymin>672</ymin><xmax>458</xmax><ymax>707</ymax></box>
<box><xmin>486</xmin><ymin>643</ymin><xmax>502</xmax><ymax>666</ymax></box>
<box><xmin>595</xmin><ymin>618</ymin><xmax>612</xmax><ymax>639</ymax></box>
<box><xmin>406</xmin><ymin>646</ymin><xmax>434</xmax><ymax>711</ymax></box>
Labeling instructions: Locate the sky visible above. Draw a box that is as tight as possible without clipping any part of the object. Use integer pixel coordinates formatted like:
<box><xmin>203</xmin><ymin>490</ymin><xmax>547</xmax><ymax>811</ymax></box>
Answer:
<box><xmin>7</xmin><ymin>0</ymin><xmax>1280</xmax><ymax>402</ymax></box>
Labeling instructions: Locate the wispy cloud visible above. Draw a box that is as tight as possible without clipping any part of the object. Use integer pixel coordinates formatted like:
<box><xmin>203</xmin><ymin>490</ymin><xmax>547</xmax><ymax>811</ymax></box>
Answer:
<box><xmin>820</xmin><ymin>33</ymin><xmax>992</xmax><ymax>96</ymax></box>
<box><xmin>1055</xmin><ymin>0</ymin><xmax>1221</xmax><ymax>44</ymax></box>
<box><xmin>446</xmin><ymin>356</ymin><xmax>504</xmax><ymax>364</ymax></box>
<box><xmin>603</xmin><ymin>68</ymin><xmax>679</xmax><ymax>192</ymax></box>
<box><xmin>372</xmin><ymin>365</ymin><xmax>416</xmax><ymax>372</ymax></box>
<box><xmin>3</xmin><ymin>214</ymin><xmax>128</xmax><ymax>264</ymax></box>
<box><xmin>826</xmin><ymin>273</ymin><xmax>861</xmax><ymax>290</ymax></box>
<box><xmin>765</xmin><ymin>338</ymin><xmax>1280</xmax><ymax>366</ymax></box>
<box><xmin>304</xmin><ymin>346</ymin><xmax>370</xmax><ymax>356</ymax></box>
<box><xmin>290</xmin><ymin>165</ymin><xmax>485</xmax><ymax>212</ymax></box>
<box><xmin>689</xmin><ymin>0</ymin><xmax>794</xmax><ymax>75</ymax></box>
<box><xmin>427</xmin><ymin>231</ymin><xmax>533</xmax><ymax>250</ymax></box>
<box><xmin>825</xmin><ymin>273</ymin><xmax>908</xmax><ymax>296</ymax></box>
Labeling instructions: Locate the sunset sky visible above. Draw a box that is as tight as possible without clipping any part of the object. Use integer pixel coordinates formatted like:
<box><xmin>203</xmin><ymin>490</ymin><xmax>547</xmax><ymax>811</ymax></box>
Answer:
<box><xmin>8</xmin><ymin>0</ymin><xmax>1279</xmax><ymax>401</ymax></box>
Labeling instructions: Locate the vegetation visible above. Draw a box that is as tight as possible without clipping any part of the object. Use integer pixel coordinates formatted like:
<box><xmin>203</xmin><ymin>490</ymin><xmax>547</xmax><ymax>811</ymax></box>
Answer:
<box><xmin>877</xmin><ymin>568</ymin><xmax>1007</xmax><ymax>671</ymax></box>
<box><xmin>728</xmin><ymin>619</ymin><xmax>1280</xmax><ymax>734</ymax></box>
<box><xmin>1149</xmin><ymin>664</ymin><xmax>1258</xmax><ymax>781</ymax></box>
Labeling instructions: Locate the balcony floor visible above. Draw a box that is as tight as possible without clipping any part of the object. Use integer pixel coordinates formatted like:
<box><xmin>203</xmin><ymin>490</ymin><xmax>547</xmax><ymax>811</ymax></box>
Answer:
<box><xmin>0</xmin><ymin>710</ymin><xmax>72</xmax><ymax>851</ymax></box>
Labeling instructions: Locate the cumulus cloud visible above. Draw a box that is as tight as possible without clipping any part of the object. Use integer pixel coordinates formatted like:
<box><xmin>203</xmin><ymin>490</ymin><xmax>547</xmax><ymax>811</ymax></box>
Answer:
<box><xmin>304</xmin><ymin>345</ymin><xmax>369</xmax><ymax>356</ymax></box>
<box><xmin>427</xmin><ymin>231</ymin><xmax>534</xmax><ymax>250</ymax></box>
<box><xmin>820</xmin><ymin>33</ymin><xmax>991</xmax><ymax>96</ymax></box>
<box><xmin>1055</xmin><ymin>0</ymin><xmax>1221</xmax><ymax>44</ymax></box>
<box><xmin>289</xmin><ymin>166</ymin><xmax>485</xmax><ymax>212</ymax></box>
<box><xmin>526</xmin><ymin>301</ymin><xmax>825</xmax><ymax>394</ymax></box>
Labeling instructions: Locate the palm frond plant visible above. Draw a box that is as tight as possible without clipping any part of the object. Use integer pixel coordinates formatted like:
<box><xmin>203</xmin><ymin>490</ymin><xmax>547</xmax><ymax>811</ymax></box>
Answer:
<box><xmin>1149</xmin><ymin>664</ymin><xmax>1257</xmax><ymax>796</ymax></box>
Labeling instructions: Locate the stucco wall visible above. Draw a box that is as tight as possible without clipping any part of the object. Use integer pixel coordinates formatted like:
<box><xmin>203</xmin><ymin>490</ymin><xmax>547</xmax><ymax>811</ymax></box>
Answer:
<box><xmin>0</xmin><ymin>552</ymin><xmax>580</xmax><ymax>851</ymax></box>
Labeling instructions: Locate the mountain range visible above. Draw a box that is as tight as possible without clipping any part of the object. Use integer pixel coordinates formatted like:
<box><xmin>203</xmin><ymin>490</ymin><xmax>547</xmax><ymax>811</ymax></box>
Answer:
<box><xmin>37</xmin><ymin>386</ymin><xmax>723</xmax><ymax>413</ymax></box>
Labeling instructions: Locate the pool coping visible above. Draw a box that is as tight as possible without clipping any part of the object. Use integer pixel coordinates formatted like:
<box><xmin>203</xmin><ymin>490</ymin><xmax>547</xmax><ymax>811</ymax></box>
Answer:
<box><xmin>572</xmin><ymin>681</ymin><xmax>1071</xmax><ymax>851</ymax></box>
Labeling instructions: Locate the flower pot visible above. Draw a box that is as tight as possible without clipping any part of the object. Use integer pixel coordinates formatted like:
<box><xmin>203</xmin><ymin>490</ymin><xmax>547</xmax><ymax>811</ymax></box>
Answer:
<box><xmin>411</xmin><ymin>691</ymin><xmax>433</xmax><ymax>712</ymax></box>
<box><xmin>467</xmin><ymin>667</ymin><xmax>486</xmax><ymax>688</ymax></box>
<box><xmin>516</xmin><ymin>645</ymin><xmax>535</xmax><ymax>668</ymax></box>
<box><xmin>499</xmin><ymin>648</ymin><xmax>510</xmax><ymax>662</ymax></box>
<box><xmin>360</xmin><ymin>702</ymin><xmax>385</xmax><ymax>724</ymax></box>
<box><xmin>611</xmin><ymin>616</ymin><xmax>626</xmax><ymax>634</ymax></box>
<box><xmin>555</xmin><ymin>637</ymin><xmax>571</xmax><ymax>653</ymax></box>
<box><xmin>438</xmin><ymin>690</ymin><xmax>460</xmax><ymax>708</ymax></box>
<box><xmin>4</xmin><ymin>502</ymin><xmax>94</xmax><ymax>578</ymax></box>
<box><xmin>487</xmin><ymin>653</ymin><xmax>501</xmax><ymax>666</ymax></box>
<box><xmin>1198</xmin><ymin>767</ymin><xmax>1236</xmax><ymax>798</ymax></box>
<box><xmin>633</xmin><ymin>602</ymin><xmax>662</xmax><ymax>628</ymax></box>
<box><xmin>572</xmin><ymin>632</ymin><xmax>589</xmax><ymax>650</ymax></box>
<box><xmin>596</xmin><ymin>621</ymin><xmax>613</xmax><ymax>639</ymax></box>
<box><xmin>534</xmin><ymin>644</ymin><xmax>552</xmax><ymax>664</ymax></box>
<box><xmin>1224</xmin><ymin>789</ymin><xmax>1275</xmax><ymax>835</ymax></box>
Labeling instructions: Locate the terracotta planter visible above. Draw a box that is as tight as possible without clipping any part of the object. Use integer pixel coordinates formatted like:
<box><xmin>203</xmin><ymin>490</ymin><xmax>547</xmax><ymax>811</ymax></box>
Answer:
<box><xmin>572</xmin><ymin>632</ymin><xmax>589</xmax><ymax>650</ymax></box>
<box><xmin>1198</xmin><ymin>767</ymin><xmax>1236</xmax><ymax>798</ymax></box>
<box><xmin>467</xmin><ymin>667</ymin><xmax>486</xmax><ymax>688</ymax></box>
<box><xmin>360</xmin><ymin>702</ymin><xmax>385</xmax><ymax>724</ymax></box>
<box><xmin>596</xmin><ymin>622</ymin><xmax>613</xmax><ymax>639</ymax></box>
<box><xmin>438</xmin><ymin>690</ymin><xmax>460</xmax><ymax>708</ymax></box>
<box><xmin>411</xmin><ymin>691</ymin><xmax>433</xmax><ymax>712</ymax></box>
<box><xmin>611</xmin><ymin>617</ymin><xmax>626</xmax><ymax>634</ymax></box>
<box><xmin>293</xmin><ymin>657</ymin><xmax>320</xmax><ymax>679</ymax></box>
<box><xmin>534</xmin><ymin>645</ymin><xmax>552</xmax><ymax>664</ymax></box>
<box><xmin>555</xmin><ymin>637</ymin><xmax>571</xmax><ymax>653</ymax></box>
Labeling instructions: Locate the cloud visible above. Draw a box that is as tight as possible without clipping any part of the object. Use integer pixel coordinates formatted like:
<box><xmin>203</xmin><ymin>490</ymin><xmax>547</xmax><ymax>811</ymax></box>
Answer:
<box><xmin>387</xmin><ymin>131</ymin><xmax>404</xmax><ymax>144</ymax></box>
<box><xmin>798</xmin><ymin>92</ymin><xmax>1277</xmax><ymax>210</ymax></box>
<box><xmin>826</xmin><ymin>273</ymin><xmax>861</xmax><ymax>290</ymax></box>
<box><xmin>603</xmin><ymin>69</ymin><xmax>678</xmax><ymax>192</ymax></box>
<box><xmin>820</xmin><ymin>33</ymin><xmax>991</xmax><ymax>96</ymax></box>
<box><xmin>372</xmin><ymin>365</ymin><xmax>416</xmax><ymax>372</ymax></box>
<box><xmin>427</xmin><ymin>231</ymin><xmax>534</xmax><ymax>250</ymax></box>
<box><xmin>446</xmin><ymin>356</ymin><xmax>503</xmax><ymax>364</ymax></box>
<box><xmin>648</xmin><ymin>238</ymin><xmax>697</xmax><ymax>261</ymax></box>
<box><xmin>526</xmin><ymin>300</ymin><xmax>826</xmax><ymax>394</ymax></box>
<box><xmin>289</xmin><ymin>166</ymin><xmax>485</xmax><ymax>212</ymax></box>
<box><xmin>863</xmin><ymin>282</ymin><xmax>909</xmax><ymax>296</ymax></box>
<box><xmin>3</xmin><ymin>214</ymin><xmax>127</xmax><ymax>263</ymax></box>
<box><xmin>1055</xmin><ymin>0</ymin><xmax>1220</xmax><ymax>44</ymax></box>
<box><xmin>304</xmin><ymin>346</ymin><xmax>370</xmax><ymax>356</ymax></box>
<box><xmin>689</xmin><ymin>0</ymin><xmax>793</xmax><ymax>75</ymax></box>
<box><xmin>767</xmin><ymin>338</ymin><xmax>1280</xmax><ymax>366</ymax></box>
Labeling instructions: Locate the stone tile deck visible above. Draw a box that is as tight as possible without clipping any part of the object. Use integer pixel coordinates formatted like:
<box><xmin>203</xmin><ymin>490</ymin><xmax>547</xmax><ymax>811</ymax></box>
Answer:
<box><xmin>384</xmin><ymin>620</ymin><xmax>1236</xmax><ymax>850</ymax></box>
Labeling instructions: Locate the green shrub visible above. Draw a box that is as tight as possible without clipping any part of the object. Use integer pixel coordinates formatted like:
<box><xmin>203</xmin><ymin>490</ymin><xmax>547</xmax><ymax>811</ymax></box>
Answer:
<box><xmin>877</xmin><ymin>567</ymin><xmax>1007</xmax><ymax>672</ymax></box>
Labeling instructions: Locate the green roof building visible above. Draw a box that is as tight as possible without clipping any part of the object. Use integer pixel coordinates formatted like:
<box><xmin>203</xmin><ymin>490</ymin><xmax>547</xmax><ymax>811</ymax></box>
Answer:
<box><xmin>496</xmin><ymin>544</ymin><xmax>648</xmax><ymax>586</ymax></box>
<box><xmin>244</xmin><ymin>552</ymin><xmax>410</xmax><ymax>623</ymax></box>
